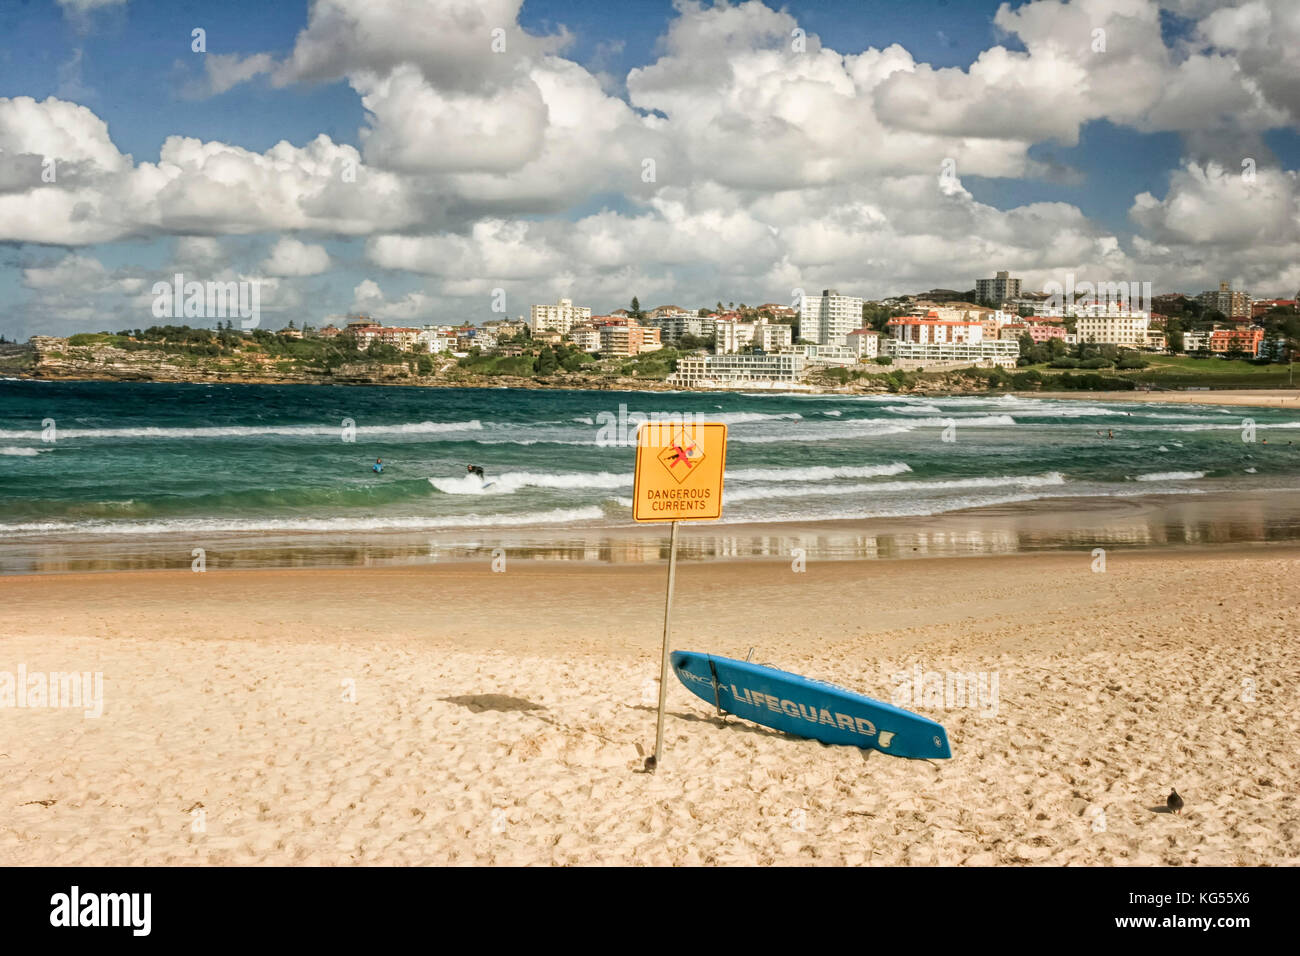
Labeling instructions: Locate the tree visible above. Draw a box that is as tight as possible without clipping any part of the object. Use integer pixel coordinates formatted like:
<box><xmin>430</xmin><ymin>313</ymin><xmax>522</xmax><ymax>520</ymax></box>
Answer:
<box><xmin>1168</xmin><ymin>328</ymin><xmax>1184</xmax><ymax>353</ymax></box>
<box><xmin>629</xmin><ymin>296</ymin><xmax>642</xmax><ymax>320</ymax></box>
<box><xmin>534</xmin><ymin>346</ymin><xmax>560</xmax><ymax>376</ymax></box>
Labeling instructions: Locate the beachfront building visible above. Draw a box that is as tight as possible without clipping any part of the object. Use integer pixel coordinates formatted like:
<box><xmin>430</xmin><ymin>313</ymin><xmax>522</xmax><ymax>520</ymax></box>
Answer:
<box><xmin>714</xmin><ymin>318</ymin><xmax>756</xmax><ymax>354</ymax></box>
<box><xmin>347</xmin><ymin>324</ymin><xmax>383</xmax><ymax>349</ymax></box>
<box><xmin>1181</xmin><ymin>330</ymin><xmax>1211</xmax><ymax>352</ymax></box>
<box><xmin>599</xmin><ymin>322</ymin><xmax>661</xmax><ymax>357</ymax></box>
<box><xmin>755</xmin><ymin>321</ymin><xmax>793</xmax><ymax>351</ymax></box>
<box><xmin>975</xmin><ymin>270</ymin><xmax>1022</xmax><ymax>306</ymax></box>
<box><xmin>887</xmin><ymin>312</ymin><xmax>985</xmax><ymax>345</ymax></box>
<box><xmin>799</xmin><ymin>289</ymin><xmax>864</xmax><ymax>346</ymax></box>
<box><xmin>1198</xmin><ymin>281</ymin><xmax>1251</xmax><ymax>320</ymax></box>
<box><xmin>668</xmin><ymin>352</ymin><xmax>807</xmax><ymax>387</ymax></box>
<box><xmin>883</xmin><ymin>338</ymin><xmax>1019</xmax><ymax>369</ymax></box>
<box><xmin>846</xmin><ymin>328</ymin><xmax>880</xmax><ymax>359</ymax></box>
<box><xmin>791</xmin><ymin>344</ymin><xmax>860</xmax><ymax>367</ymax></box>
<box><xmin>651</xmin><ymin>313</ymin><xmax>716</xmax><ymax>345</ymax></box>
<box><xmin>530</xmin><ymin>298</ymin><xmax>592</xmax><ymax>334</ymax></box>
<box><xmin>416</xmin><ymin>328</ymin><xmax>457</xmax><ymax>353</ymax></box>
<box><xmin>1145</xmin><ymin>329</ymin><xmax>1167</xmax><ymax>351</ymax></box>
<box><xmin>1075</xmin><ymin>311</ymin><xmax>1150</xmax><ymax>348</ymax></box>
<box><xmin>566</xmin><ymin>325</ymin><xmax>602</xmax><ymax>353</ymax></box>
<box><xmin>1210</xmin><ymin>326</ymin><xmax>1265</xmax><ymax>354</ymax></box>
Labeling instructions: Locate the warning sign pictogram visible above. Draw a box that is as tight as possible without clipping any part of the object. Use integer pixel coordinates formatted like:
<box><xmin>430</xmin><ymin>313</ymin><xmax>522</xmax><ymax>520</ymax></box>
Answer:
<box><xmin>632</xmin><ymin>422</ymin><xmax>726</xmax><ymax>522</ymax></box>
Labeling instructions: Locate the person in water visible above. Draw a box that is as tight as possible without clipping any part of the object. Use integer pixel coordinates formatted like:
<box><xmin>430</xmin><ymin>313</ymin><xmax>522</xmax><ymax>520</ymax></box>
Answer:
<box><xmin>373</xmin><ymin>458</ymin><xmax>383</xmax><ymax>473</ymax></box>
<box><xmin>467</xmin><ymin>464</ymin><xmax>485</xmax><ymax>480</ymax></box>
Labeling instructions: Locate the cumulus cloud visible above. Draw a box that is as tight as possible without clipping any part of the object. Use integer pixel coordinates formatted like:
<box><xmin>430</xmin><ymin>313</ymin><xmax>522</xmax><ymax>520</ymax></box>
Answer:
<box><xmin>9</xmin><ymin>0</ymin><xmax>1300</xmax><ymax>337</ymax></box>
<box><xmin>262</xmin><ymin>237</ymin><xmax>331</xmax><ymax>276</ymax></box>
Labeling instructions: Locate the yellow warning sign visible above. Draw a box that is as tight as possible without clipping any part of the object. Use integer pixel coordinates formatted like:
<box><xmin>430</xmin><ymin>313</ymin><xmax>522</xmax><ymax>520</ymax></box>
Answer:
<box><xmin>632</xmin><ymin>422</ymin><xmax>727</xmax><ymax>522</ymax></box>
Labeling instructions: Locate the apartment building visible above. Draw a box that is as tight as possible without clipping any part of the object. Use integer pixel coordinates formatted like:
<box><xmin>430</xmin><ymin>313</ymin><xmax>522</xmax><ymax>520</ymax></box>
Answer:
<box><xmin>1074</xmin><ymin>312</ymin><xmax>1150</xmax><ymax>347</ymax></box>
<box><xmin>651</xmin><ymin>313</ymin><xmax>717</xmax><ymax>345</ymax></box>
<box><xmin>799</xmin><ymin>289</ymin><xmax>864</xmax><ymax>346</ymax></box>
<box><xmin>999</xmin><ymin>322</ymin><xmax>1065</xmax><ymax>343</ymax></box>
<box><xmin>1197</xmin><ymin>282</ymin><xmax>1251</xmax><ymax>320</ymax></box>
<box><xmin>530</xmin><ymin>298</ymin><xmax>592</xmax><ymax>334</ymax></box>
<box><xmin>1210</xmin><ymin>326</ymin><xmax>1265</xmax><ymax>354</ymax></box>
<box><xmin>668</xmin><ymin>352</ymin><xmax>806</xmax><ymax>387</ymax></box>
<box><xmin>845</xmin><ymin>328</ymin><xmax>880</xmax><ymax>359</ymax></box>
<box><xmin>975</xmin><ymin>271</ymin><xmax>1022</xmax><ymax>305</ymax></box>
<box><xmin>887</xmin><ymin>312</ymin><xmax>985</xmax><ymax>345</ymax></box>
<box><xmin>566</xmin><ymin>325</ymin><xmax>602</xmax><ymax>353</ymax></box>
<box><xmin>714</xmin><ymin>318</ymin><xmax>756</xmax><ymax>354</ymax></box>
<box><xmin>883</xmin><ymin>338</ymin><xmax>1019</xmax><ymax>369</ymax></box>
<box><xmin>600</xmin><ymin>322</ymin><xmax>662</xmax><ymax>357</ymax></box>
<box><xmin>755</xmin><ymin>322</ymin><xmax>793</xmax><ymax>351</ymax></box>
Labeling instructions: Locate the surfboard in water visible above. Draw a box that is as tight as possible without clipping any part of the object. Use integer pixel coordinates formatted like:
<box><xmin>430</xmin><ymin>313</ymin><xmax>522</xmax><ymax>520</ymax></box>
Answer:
<box><xmin>671</xmin><ymin>651</ymin><xmax>952</xmax><ymax>760</ymax></box>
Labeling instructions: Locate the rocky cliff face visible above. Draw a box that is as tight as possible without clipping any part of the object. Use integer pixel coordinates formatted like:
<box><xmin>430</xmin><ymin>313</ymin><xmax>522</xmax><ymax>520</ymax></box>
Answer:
<box><xmin>25</xmin><ymin>336</ymin><xmax>330</xmax><ymax>384</ymax></box>
<box><xmin>0</xmin><ymin>342</ymin><xmax>34</xmax><ymax>376</ymax></box>
<box><xmin>14</xmin><ymin>337</ymin><xmax>686</xmax><ymax>390</ymax></box>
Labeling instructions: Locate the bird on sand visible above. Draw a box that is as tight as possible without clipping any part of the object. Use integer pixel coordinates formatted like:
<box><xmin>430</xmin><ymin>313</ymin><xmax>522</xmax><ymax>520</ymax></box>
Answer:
<box><xmin>1167</xmin><ymin>788</ymin><xmax>1184</xmax><ymax>815</ymax></box>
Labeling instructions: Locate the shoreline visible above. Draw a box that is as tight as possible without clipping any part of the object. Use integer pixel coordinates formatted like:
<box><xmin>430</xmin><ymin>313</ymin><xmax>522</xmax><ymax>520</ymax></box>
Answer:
<box><xmin>1027</xmin><ymin>389</ymin><xmax>1300</xmax><ymax>408</ymax></box>
<box><xmin>5</xmin><ymin>488</ymin><xmax>1300</xmax><ymax>576</ymax></box>
<box><xmin>3</xmin><ymin>546</ymin><xmax>1296</xmax><ymax>864</ymax></box>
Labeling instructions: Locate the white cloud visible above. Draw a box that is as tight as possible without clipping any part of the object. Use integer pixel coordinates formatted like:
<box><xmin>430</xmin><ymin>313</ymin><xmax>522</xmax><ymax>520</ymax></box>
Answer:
<box><xmin>262</xmin><ymin>237</ymin><xmax>331</xmax><ymax>276</ymax></box>
<box><xmin>10</xmin><ymin>0</ymin><xmax>1300</xmax><ymax>337</ymax></box>
<box><xmin>204</xmin><ymin>53</ymin><xmax>276</xmax><ymax>96</ymax></box>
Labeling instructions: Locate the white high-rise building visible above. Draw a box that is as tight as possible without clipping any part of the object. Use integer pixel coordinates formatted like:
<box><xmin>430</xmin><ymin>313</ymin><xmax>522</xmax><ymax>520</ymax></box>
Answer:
<box><xmin>799</xmin><ymin>289</ymin><xmax>864</xmax><ymax>346</ymax></box>
<box><xmin>530</xmin><ymin>298</ymin><xmax>592</xmax><ymax>334</ymax></box>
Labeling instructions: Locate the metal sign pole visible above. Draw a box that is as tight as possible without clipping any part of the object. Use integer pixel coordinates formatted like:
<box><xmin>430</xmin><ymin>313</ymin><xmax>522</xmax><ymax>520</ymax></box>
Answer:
<box><xmin>651</xmin><ymin>519</ymin><xmax>680</xmax><ymax>771</ymax></box>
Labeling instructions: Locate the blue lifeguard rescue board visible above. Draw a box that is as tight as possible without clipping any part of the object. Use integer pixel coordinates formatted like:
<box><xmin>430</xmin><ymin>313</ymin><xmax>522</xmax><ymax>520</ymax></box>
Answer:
<box><xmin>671</xmin><ymin>651</ymin><xmax>952</xmax><ymax>760</ymax></box>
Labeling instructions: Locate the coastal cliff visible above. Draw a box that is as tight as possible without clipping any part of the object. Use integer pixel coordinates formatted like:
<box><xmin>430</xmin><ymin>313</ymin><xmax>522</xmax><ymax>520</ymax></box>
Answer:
<box><xmin>7</xmin><ymin>335</ymin><xmax>1157</xmax><ymax>395</ymax></box>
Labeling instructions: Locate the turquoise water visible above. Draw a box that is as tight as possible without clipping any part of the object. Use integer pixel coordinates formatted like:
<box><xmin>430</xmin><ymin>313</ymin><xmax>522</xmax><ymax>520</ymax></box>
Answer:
<box><xmin>2</xmin><ymin>380</ymin><xmax>1299</xmax><ymax>539</ymax></box>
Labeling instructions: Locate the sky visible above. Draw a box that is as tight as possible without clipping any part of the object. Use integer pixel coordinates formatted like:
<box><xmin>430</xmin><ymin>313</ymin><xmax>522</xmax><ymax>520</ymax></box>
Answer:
<box><xmin>2</xmin><ymin>0</ymin><xmax>1300</xmax><ymax>338</ymax></box>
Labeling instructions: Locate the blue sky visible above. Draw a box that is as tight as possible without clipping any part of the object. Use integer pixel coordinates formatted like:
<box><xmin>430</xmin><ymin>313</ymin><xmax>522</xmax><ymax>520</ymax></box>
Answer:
<box><xmin>2</xmin><ymin>0</ymin><xmax>1300</xmax><ymax>338</ymax></box>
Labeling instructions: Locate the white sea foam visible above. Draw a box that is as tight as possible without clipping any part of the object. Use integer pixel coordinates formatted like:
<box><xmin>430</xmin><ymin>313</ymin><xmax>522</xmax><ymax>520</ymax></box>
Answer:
<box><xmin>724</xmin><ymin>472</ymin><xmax>1066</xmax><ymax>503</ymax></box>
<box><xmin>1132</xmin><ymin>471</ymin><xmax>1205</xmax><ymax>481</ymax></box>
<box><xmin>727</xmin><ymin>462</ymin><xmax>912</xmax><ymax>482</ymax></box>
<box><xmin>0</xmin><ymin>446</ymin><xmax>48</xmax><ymax>456</ymax></box>
<box><xmin>429</xmin><ymin>471</ymin><xmax>628</xmax><ymax>494</ymax></box>
<box><xmin>0</xmin><ymin>420</ymin><xmax>484</xmax><ymax>441</ymax></box>
<box><xmin>0</xmin><ymin>505</ymin><xmax>606</xmax><ymax>537</ymax></box>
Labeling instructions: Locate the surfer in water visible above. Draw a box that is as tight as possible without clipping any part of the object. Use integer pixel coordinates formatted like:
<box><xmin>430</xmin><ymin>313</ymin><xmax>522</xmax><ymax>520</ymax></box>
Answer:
<box><xmin>467</xmin><ymin>464</ymin><xmax>485</xmax><ymax>481</ymax></box>
<box><xmin>373</xmin><ymin>458</ymin><xmax>383</xmax><ymax>473</ymax></box>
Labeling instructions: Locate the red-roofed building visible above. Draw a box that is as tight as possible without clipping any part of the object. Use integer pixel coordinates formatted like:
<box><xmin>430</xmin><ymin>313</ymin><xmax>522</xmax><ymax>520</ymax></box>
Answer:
<box><xmin>1252</xmin><ymin>299</ymin><xmax>1297</xmax><ymax>318</ymax></box>
<box><xmin>887</xmin><ymin>311</ymin><xmax>984</xmax><ymax>345</ymax></box>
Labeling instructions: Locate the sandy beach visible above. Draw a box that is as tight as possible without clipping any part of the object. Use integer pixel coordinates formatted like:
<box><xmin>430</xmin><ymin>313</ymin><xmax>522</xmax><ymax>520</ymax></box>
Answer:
<box><xmin>2</xmin><ymin>545</ymin><xmax>1296</xmax><ymax>865</ymax></box>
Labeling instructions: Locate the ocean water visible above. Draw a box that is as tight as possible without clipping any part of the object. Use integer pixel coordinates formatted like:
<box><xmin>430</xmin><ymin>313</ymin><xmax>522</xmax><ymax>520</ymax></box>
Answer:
<box><xmin>2</xmin><ymin>380</ymin><xmax>1299</xmax><ymax>548</ymax></box>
